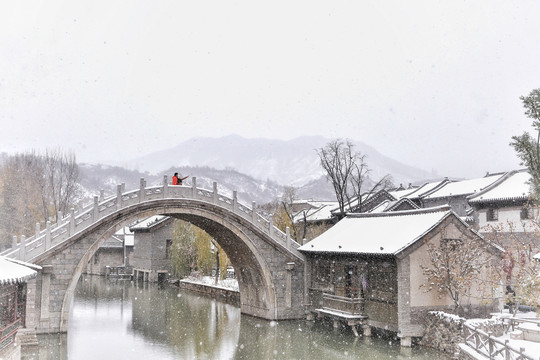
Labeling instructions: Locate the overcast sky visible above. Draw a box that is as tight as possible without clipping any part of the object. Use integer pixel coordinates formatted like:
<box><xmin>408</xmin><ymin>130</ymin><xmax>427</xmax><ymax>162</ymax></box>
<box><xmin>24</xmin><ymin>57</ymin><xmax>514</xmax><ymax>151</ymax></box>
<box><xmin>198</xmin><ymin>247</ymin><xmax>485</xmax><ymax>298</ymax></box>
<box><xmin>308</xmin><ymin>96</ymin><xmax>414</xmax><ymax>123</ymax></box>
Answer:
<box><xmin>1</xmin><ymin>1</ymin><xmax>539</xmax><ymax>178</ymax></box>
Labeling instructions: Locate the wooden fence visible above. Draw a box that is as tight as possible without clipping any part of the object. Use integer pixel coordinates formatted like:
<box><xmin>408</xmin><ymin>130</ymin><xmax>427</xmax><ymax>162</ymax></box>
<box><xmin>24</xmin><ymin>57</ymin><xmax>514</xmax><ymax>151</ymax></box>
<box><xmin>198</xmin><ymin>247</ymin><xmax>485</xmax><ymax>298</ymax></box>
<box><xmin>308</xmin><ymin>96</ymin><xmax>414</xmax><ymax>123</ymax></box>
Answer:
<box><xmin>462</xmin><ymin>322</ymin><xmax>539</xmax><ymax>360</ymax></box>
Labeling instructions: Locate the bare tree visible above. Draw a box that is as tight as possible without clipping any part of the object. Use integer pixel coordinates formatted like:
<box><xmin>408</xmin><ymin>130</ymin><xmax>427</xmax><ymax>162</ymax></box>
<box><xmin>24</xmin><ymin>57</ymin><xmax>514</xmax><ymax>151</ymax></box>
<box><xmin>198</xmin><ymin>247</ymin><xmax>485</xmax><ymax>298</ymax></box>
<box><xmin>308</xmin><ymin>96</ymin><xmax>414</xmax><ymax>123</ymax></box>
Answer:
<box><xmin>0</xmin><ymin>149</ymin><xmax>80</xmax><ymax>249</ymax></box>
<box><xmin>420</xmin><ymin>226</ymin><xmax>497</xmax><ymax>311</ymax></box>
<box><xmin>349</xmin><ymin>154</ymin><xmax>393</xmax><ymax>213</ymax></box>
<box><xmin>316</xmin><ymin>138</ymin><xmax>392</xmax><ymax>219</ymax></box>
<box><xmin>280</xmin><ymin>186</ymin><xmax>301</xmax><ymax>240</ymax></box>
<box><xmin>43</xmin><ymin>148</ymin><xmax>80</xmax><ymax>221</ymax></box>
<box><xmin>0</xmin><ymin>152</ymin><xmax>45</xmax><ymax>247</ymax></box>
<box><xmin>482</xmin><ymin>220</ymin><xmax>540</xmax><ymax>314</ymax></box>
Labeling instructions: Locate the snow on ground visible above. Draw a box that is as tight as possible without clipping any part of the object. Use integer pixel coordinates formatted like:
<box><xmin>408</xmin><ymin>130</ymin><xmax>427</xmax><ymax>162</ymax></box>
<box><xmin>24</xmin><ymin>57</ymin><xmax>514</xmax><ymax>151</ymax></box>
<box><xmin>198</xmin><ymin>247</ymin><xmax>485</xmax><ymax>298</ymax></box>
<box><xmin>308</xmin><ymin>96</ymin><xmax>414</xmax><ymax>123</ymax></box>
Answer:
<box><xmin>467</xmin><ymin>310</ymin><xmax>540</xmax><ymax>358</ymax></box>
<box><xmin>181</xmin><ymin>275</ymin><xmax>239</xmax><ymax>292</ymax></box>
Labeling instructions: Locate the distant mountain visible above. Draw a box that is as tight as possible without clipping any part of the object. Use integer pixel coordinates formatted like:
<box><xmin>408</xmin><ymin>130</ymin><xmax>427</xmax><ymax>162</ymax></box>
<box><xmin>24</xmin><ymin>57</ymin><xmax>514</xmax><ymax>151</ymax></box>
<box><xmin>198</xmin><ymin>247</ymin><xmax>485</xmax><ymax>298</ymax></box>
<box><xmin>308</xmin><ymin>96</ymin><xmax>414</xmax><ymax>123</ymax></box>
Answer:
<box><xmin>78</xmin><ymin>164</ymin><xmax>337</xmax><ymax>205</ymax></box>
<box><xmin>119</xmin><ymin>135</ymin><xmax>433</xmax><ymax>187</ymax></box>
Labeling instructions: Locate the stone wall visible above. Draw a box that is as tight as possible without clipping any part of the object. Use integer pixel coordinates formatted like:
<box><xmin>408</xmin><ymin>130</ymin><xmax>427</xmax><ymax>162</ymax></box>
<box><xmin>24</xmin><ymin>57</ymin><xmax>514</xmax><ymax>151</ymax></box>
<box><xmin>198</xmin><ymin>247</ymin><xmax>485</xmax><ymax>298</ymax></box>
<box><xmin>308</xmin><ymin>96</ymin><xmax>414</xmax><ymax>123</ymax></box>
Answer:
<box><xmin>177</xmin><ymin>280</ymin><xmax>240</xmax><ymax>305</ymax></box>
<box><xmin>419</xmin><ymin>312</ymin><xmax>506</xmax><ymax>356</ymax></box>
<box><xmin>418</xmin><ymin>311</ymin><xmax>465</xmax><ymax>355</ymax></box>
<box><xmin>85</xmin><ymin>248</ymin><xmax>124</xmax><ymax>275</ymax></box>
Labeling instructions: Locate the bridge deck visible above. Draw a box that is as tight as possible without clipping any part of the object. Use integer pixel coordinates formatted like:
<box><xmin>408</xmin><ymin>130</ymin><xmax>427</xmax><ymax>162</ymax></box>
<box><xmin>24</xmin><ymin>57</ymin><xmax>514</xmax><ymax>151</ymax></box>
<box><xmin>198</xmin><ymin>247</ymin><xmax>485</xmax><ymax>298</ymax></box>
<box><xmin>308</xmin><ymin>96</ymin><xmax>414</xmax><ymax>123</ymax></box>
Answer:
<box><xmin>2</xmin><ymin>176</ymin><xmax>303</xmax><ymax>263</ymax></box>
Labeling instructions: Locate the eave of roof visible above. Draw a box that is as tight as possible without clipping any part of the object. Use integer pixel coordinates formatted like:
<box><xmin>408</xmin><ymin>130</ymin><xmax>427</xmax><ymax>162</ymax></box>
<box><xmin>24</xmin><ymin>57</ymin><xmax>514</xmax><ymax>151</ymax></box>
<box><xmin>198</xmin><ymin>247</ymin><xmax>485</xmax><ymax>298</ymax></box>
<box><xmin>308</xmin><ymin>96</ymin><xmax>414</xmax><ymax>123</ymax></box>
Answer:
<box><xmin>0</xmin><ymin>256</ymin><xmax>41</xmax><ymax>285</ymax></box>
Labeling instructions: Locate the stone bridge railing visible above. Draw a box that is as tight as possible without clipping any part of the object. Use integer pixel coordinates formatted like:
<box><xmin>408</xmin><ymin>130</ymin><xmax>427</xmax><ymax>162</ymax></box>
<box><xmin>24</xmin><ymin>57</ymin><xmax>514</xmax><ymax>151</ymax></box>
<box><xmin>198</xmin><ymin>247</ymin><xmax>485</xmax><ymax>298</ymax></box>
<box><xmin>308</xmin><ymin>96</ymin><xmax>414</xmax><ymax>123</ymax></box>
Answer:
<box><xmin>1</xmin><ymin>177</ymin><xmax>303</xmax><ymax>263</ymax></box>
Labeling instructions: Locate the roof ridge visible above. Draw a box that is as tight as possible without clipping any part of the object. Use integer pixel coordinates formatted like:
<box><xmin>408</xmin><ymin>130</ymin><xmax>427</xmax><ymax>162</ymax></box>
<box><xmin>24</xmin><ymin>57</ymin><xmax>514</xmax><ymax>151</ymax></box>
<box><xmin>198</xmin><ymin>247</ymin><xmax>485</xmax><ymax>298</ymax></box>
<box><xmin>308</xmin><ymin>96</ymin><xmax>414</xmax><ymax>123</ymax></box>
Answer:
<box><xmin>347</xmin><ymin>204</ymin><xmax>451</xmax><ymax>218</ymax></box>
<box><xmin>418</xmin><ymin>179</ymin><xmax>453</xmax><ymax>199</ymax></box>
<box><xmin>467</xmin><ymin>170</ymin><xmax>518</xmax><ymax>200</ymax></box>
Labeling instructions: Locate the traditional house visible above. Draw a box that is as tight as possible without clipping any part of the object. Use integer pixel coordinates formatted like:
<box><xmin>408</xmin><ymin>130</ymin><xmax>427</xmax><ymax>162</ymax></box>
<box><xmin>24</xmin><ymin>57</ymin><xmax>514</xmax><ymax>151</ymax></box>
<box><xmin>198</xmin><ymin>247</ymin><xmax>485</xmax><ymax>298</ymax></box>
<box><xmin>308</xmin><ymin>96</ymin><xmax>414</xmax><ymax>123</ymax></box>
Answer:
<box><xmin>298</xmin><ymin>207</ymin><xmax>501</xmax><ymax>347</ymax></box>
<box><xmin>0</xmin><ymin>256</ymin><xmax>40</xmax><ymax>359</ymax></box>
<box><xmin>85</xmin><ymin>226</ymin><xmax>134</xmax><ymax>277</ymax></box>
<box><xmin>468</xmin><ymin>169</ymin><xmax>535</xmax><ymax>237</ymax></box>
<box><xmin>130</xmin><ymin>216</ymin><xmax>175</xmax><ymax>283</ymax></box>
<box><xmin>292</xmin><ymin>201</ymin><xmax>338</xmax><ymax>240</ymax></box>
<box><xmin>420</xmin><ymin>173</ymin><xmax>504</xmax><ymax>216</ymax></box>
<box><xmin>468</xmin><ymin>170</ymin><xmax>539</xmax><ymax>298</ymax></box>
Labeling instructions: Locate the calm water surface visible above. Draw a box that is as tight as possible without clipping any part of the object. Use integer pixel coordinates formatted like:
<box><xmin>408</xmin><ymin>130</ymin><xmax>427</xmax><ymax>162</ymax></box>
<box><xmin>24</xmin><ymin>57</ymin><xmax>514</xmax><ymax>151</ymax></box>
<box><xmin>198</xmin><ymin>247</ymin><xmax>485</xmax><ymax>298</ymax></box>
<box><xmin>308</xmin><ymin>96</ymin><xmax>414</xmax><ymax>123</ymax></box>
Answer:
<box><xmin>32</xmin><ymin>275</ymin><xmax>449</xmax><ymax>359</ymax></box>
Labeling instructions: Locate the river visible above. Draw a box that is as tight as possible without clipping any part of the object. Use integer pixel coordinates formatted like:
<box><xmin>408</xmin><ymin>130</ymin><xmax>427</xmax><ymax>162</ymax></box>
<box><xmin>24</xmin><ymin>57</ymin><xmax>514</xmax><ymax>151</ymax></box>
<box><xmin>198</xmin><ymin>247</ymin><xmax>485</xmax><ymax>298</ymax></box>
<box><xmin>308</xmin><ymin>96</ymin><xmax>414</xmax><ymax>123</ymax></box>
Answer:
<box><xmin>29</xmin><ymin>275</ymin><xmax>449</xmax><ymax>359</ymax></box>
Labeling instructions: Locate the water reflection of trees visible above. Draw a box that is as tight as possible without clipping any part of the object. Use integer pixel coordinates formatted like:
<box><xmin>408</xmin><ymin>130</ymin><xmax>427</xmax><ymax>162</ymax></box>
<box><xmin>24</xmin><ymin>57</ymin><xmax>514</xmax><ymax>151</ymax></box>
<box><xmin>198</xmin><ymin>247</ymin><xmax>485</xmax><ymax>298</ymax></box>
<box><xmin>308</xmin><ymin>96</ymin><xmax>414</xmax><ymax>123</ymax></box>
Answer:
<box><xmin>130</xmin><ymin>282</ymin><xmax>240</xmax><ymax>359</ymax></box>
<box><xmin>32</xmin><ymin>276</ymin><xmax>448</xmax><ymax>360</ymax></box>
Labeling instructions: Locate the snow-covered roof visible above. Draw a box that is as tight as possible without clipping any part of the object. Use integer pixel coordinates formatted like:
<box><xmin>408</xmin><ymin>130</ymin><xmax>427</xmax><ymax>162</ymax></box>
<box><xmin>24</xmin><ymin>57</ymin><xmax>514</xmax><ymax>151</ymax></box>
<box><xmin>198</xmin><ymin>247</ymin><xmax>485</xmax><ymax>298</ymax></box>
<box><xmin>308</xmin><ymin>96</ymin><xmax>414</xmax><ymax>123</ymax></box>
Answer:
<box><xmin>298</xmin><ymin>207</ymin><xmax>455</xmax><ymax>256</ymax></box>
<box><xmin>534</xmin><ymin>252</ymin><xmax>540</xmax><ymax>261</ymax></box>
<box><xmin>114</xmin><ymin>226</ymin><xmax>135</xmax><ymax>246</ymax></box>
<box><xmin>422</xmin><ymin>173</ymin><xmax>503</xmax><ymax>199</ymax></box>
<box><xmin>0</xmin><ymin>256</ymin><xmax>40</xmax><ymax>285</ymax></box>
<box><xmin>389</xmin><ymin>187</ymin><xmax>420</xmax><ymax>200</ymax></box>
<box><xmin>468</xmin><ymin>170</ymin><xmax>531</xmax><ymax>203</ymax></box>
<box><xmin>102</xmin><ymin>236</ymin><xmax>124</xmax><ymax>248</ymax></box>
<box><xmin>386</xmin><ymin>198</ymin><xmax>420</xmax><ymax>212</ymax></box>
<box><xmin>368</xmin><ymin>200</ymin><xmax>392</xmax><ymax>213</ymax></box>
<box><xmin>129</xmin><ymin>215</ymin><xmax>170</xmax><ymax>231</ymax></box>
<box><xmin>403</xmin><ymin>179</ymin><xmax>449</xmax><ymax>199</ymax></box>
<box><xmin>331</xmin><ymin>190</ymin><xmax>397</xmax><ymax>214</ymax></box>
<box><xmin>293</xmin><ymin>202</ymin><xmax>338</xmax><ymax>223</ymax></box>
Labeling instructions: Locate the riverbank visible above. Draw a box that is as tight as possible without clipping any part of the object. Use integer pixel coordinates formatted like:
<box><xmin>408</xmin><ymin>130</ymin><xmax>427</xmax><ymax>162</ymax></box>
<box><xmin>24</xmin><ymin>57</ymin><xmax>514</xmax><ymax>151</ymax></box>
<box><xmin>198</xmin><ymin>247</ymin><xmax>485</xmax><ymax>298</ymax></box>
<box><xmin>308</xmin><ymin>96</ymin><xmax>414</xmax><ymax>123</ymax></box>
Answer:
<box><xmin>171</xmin><ymin>275</ymin><xmax>240</xmax><ymax>305</ymax></box>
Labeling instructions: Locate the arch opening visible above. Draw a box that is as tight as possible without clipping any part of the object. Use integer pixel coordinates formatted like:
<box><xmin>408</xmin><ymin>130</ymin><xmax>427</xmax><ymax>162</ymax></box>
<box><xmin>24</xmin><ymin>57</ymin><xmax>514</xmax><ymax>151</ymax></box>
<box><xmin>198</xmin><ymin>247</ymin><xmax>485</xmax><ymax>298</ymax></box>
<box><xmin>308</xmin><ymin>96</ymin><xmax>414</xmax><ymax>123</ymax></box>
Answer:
<box><xmin>56</xmin><ymin>201</ymin><xmax>282</xmax><ymax>332</ymax></box>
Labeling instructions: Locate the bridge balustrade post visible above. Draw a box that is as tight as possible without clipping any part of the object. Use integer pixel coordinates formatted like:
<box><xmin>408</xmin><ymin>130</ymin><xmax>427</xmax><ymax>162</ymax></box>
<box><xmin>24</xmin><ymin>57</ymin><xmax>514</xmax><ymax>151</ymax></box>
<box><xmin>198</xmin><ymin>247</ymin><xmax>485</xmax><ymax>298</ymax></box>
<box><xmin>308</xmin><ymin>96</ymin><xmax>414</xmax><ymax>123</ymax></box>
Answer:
<box><xmin>121</xmin><ymin>183</ymin><xmax>126</xmax><ymax>193</ymax></box>
<box><xmin>139</xmin><ymin>178</ymin><xmax>145</xmax><ymax>203</ymax></box>
<box><xmin>213</xmin><ymin>182</ymin><xmax>218</xmax><ymax>203</ymax></box>
<box><xmin>45</xmin><ymin>221</ymin><xmax>51</xmax><ymax>250</ymax></box>
<box><xmin>252</xmin><ymin>201</ymin><xmax>257</xmax><ymax>223</ymax></box>
<box><xmin>99</xmin><ymin>189</ymin><xmax>105</xmax><ymax>202</ymax></box>
<box><xmin>192</xmin><ymin>177</ymin><xmax>197</xmax><ymax>198</ymax></box>
<box><xmin>35</xmin><ymin>222</ymin><xmax>41</xmax><ymax>238</ymax></box>
<box><xmin>233</xmin><ymin>191</ymin><xmax>238</xmax><ymax>212</ymax></box>
<box><xmin>286</xmin><ymin>227</ymin><xmax>291</xmax><ymax>249</ymax></box>
<box><xmin>57</xmin><ymin>211</ymin><xmax>63</xmax><ymax>225</ymax></box>
<box><xmin>19</xmin><ymin>235</ymin><xmax>26</xmax><ymax>261</ymax></box>
<box><xmin>69</xmin><ymin>208</ymin><xmax>75</xmax><ymax>235</ymax></box>
<box><xmin>303</xmin><ymin>238</ymin><xmax>307</xmax><ymax>245</ymax></box>
<box><xmin>116</xmin><ymin>184</ymin><xmax>123</xmax><ymax>210</ymax></box>
<box><xmin>12</xmin><ymin>235</ymin><xmax>17</xmax><ymax>249</ymax></box>
<box><xmin>93</xmin><ymin>196</ymin><xmax>99</xmax><ymax>221</ymax></box>
<box><xmin>163</xmin><ymin>175</ymin><xmax>168</xmax><ymax>198</ymax></box>
<box><xmin>269</xmin><ymin>215</ymin><xmax>274</xmax><ymax>236</ymax></box>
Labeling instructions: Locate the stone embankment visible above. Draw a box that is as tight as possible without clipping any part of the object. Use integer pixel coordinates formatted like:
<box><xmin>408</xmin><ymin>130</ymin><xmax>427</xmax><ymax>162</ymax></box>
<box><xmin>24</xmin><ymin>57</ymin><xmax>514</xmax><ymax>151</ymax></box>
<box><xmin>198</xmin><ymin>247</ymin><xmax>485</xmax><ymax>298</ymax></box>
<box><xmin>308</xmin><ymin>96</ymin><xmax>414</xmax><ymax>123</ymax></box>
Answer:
<box><xmin>171</xmin><ymin>278</ymin><xmax>240</xmax><ymax>305</ymax></box>
<box><xmin>419</xmin><ymin>311</ymin><xmax>465</xmax><ymax>356</ymax></box>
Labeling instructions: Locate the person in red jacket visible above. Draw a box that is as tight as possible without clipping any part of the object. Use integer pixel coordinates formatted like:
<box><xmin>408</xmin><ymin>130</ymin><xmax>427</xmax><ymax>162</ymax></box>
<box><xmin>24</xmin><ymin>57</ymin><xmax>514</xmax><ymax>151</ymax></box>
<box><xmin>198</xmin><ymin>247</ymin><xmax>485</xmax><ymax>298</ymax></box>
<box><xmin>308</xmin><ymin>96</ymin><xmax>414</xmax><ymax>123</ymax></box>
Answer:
<box><xmin>172</xmin><ymin>172</ymin><xmax>189</xmax><ymax>185</ymax></box>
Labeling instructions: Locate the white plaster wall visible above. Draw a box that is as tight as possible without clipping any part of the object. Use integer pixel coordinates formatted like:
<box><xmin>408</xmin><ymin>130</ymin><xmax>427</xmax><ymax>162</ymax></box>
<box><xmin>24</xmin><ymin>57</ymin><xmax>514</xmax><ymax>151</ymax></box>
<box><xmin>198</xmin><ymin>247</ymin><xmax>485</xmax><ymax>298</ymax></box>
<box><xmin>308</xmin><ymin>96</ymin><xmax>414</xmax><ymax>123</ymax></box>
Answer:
<box><xmin>478</xmin><ymin>207</ymin><xmax>537</xmax><ymax>233</ymax></box>
<box><xmin>409</xmin><ymin>222</ymin><xmax>495</xmax><ymax>308</ymax></box>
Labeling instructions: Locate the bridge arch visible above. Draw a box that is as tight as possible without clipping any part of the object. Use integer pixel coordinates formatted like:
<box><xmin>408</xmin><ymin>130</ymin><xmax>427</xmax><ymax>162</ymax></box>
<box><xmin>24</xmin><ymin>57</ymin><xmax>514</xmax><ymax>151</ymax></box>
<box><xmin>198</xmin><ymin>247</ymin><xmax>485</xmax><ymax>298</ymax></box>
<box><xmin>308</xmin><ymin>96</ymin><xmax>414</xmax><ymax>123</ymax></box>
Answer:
<box><xmin>3</xmin><ymin>180</ymin><xmax>305</xmax><ymax>333</ymax></box>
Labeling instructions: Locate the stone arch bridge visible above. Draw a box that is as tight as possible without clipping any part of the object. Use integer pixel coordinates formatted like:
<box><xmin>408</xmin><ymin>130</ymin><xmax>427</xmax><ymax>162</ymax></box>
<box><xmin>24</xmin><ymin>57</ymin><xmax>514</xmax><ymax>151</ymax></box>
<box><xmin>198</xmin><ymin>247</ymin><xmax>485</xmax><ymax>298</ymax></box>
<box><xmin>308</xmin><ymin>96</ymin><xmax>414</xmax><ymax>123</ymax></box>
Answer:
<box><xmin>1</xmin><ymin>177</ymin><xmax>306</xmax><ymax>334</ymax></box>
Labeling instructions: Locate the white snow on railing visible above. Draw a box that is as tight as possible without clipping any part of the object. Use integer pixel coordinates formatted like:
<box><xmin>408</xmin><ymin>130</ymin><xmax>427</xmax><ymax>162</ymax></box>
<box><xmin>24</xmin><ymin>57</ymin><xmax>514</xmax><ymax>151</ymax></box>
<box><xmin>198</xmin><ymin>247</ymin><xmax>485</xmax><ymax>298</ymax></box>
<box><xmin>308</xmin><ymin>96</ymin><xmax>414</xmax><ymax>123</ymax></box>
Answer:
<box><xmin>1</xmin><ymin>177</ymin><xmax>301</xmax><ymax>262</ymax></box>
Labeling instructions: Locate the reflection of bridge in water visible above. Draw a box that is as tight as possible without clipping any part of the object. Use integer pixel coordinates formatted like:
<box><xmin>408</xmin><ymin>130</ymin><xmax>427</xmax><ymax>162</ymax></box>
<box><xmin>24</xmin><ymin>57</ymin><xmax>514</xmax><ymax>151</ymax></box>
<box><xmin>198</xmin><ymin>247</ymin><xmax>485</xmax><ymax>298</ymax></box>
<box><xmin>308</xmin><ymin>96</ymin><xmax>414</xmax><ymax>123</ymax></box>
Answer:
<box><xmin>1</xmin><ymin>177</ymin><xmax>306</xmax><ymax>334</ymax></box>
<box><xmin>33</xmin><ymin>276</ymin><xmax>444</xmax><ymax>360</ymax></box>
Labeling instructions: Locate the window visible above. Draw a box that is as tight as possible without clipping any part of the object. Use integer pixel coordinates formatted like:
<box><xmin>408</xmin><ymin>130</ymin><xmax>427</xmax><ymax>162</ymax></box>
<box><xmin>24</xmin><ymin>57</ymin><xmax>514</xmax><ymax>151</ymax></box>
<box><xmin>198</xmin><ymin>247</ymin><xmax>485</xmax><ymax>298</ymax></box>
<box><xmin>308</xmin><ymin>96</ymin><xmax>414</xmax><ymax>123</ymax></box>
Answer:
<box><xmin>520</xmin><ymin>207</ymin><xmax>533</xmax><ymax>220</ymax></box>
<box><xmin>312</xmin><ymin>258</ymin><xmax>332</xmax><ymax>287</ymax></box>
<box><xmin>486</xmin><ymin>208</ymin><xmax>498</xmax><ymax>222</ymax></box>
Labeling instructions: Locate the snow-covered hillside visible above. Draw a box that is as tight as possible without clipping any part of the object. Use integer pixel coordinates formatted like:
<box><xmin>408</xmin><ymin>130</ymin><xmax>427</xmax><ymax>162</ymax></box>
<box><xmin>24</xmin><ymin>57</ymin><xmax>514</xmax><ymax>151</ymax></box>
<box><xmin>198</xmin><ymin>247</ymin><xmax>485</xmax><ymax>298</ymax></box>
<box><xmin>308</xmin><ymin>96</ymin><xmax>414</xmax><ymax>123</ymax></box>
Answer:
<box><xmin>79</xmin><ymin>164</ymin><xmax>337</xmax><ymax>205</ymax></box>
<box><xmin>117</xmin><ymin>135</ymin><xmax>434</xmax><ymax>186</ymax></box>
